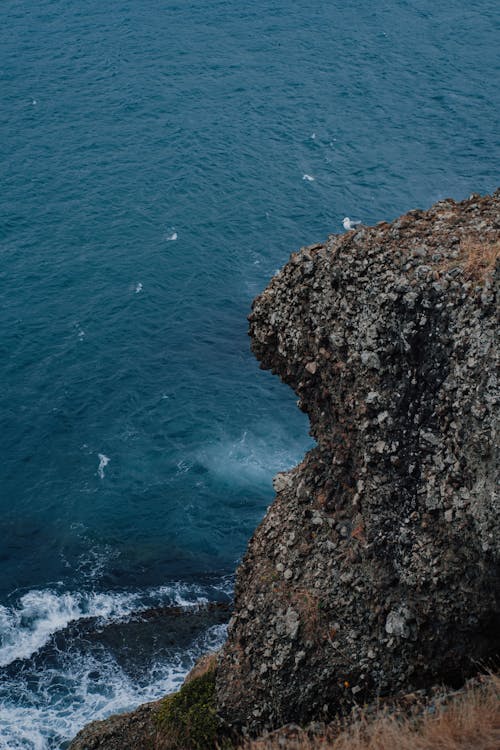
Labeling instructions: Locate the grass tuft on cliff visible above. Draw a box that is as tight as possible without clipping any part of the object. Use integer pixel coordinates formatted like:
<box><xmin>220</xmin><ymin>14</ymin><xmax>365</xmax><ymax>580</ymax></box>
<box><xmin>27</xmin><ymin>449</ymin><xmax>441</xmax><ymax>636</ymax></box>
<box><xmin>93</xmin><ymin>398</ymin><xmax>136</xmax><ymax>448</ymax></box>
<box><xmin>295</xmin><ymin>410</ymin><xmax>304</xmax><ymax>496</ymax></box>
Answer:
<box><xmin>440</xmin><ymin>234</ymin><xmax>500</xmax><ymax>282</ymax></box>
<box><xmin>155</xmin><ymin>667</ymin><xmax>218</xmax><ymax>750</ymax></box>
<box><xmin>459</xmin><ymin>235</ymin><xmax>500</xmax><ymax>280</ymax></box>
<box><xmin>246</xmin><ymin>674</ymin><xmax>500</xmax><ymax>750</ymax></box>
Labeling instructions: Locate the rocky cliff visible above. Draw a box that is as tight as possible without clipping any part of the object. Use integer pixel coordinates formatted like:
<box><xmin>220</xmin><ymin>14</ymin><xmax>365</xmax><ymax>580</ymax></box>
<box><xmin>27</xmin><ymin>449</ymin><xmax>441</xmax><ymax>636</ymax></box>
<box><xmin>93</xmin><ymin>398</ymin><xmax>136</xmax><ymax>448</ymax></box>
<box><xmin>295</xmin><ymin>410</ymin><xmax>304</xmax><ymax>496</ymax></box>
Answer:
<box><xmin>216</xmin><ymin>191</ymin><xmax>499</xmax><ymax>735</ymax></box>
<box><xmin>69</xmin><ymin>192</ymin><xmax>499</xmax><ymax>749</ymax></box>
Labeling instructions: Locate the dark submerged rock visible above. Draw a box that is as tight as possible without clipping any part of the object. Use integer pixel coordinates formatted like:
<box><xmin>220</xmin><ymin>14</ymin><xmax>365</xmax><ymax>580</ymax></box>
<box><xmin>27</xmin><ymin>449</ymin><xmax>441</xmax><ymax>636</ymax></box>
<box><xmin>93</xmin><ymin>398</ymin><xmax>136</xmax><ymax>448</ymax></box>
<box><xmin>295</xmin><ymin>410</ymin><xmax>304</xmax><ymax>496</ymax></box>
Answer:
<box><xmin>67</xmin><ymin>604</ymin><xmax>229</xmax><ymax>750</ymax></box>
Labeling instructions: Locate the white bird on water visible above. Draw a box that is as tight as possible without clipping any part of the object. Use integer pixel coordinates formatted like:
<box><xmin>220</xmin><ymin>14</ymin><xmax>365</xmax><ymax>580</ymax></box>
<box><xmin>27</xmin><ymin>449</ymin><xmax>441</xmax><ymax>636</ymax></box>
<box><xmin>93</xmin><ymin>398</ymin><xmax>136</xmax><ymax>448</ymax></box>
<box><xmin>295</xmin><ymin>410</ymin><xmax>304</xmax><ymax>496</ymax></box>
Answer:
<box><xmin>342</xmin><ymin>217</ymin><xmax>362</xmax><ymax>231</ymax></box>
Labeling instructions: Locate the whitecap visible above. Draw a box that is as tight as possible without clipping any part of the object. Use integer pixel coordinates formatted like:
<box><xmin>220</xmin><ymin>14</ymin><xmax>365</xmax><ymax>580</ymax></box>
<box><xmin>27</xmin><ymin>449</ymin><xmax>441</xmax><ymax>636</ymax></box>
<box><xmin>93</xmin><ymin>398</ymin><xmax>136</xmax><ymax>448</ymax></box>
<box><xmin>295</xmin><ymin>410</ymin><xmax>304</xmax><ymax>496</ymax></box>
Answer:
<box><xmin>302</xmin><ymin>174</ymin><xmax>315</xmax><ymax>182</ymax></box>
<box><xmin>135</xmin><ymin>282</ymin><xmax>143</xmax><ymax>293</ymax></box>
<box><xmin>72</xmin><ymin>321</ymin><xmax>85</xmax><ymax>340</ymax></box>
<box><xmin>97</xmin><ymin>454</ymin><xmax>110</xmax><ymax>479</ymax></box>
<box><xmin>0</xmin><ymin>581</ymin><xmax>231</xmax><ymax>747</ymax></box>
<box><xmin>0</xmin><ymin>590</ymin><xmax>132</xmax><ymax>667</ymax></box>
<box><xmin>0</xmin><ymin>582</ymin><xmax>228</xmax><ymax>670</ymax></box>
<box><xmin>165</xmin><ymin>230</ymin><xmax>178</xmax><ymax>241</ymax></box>
<box><xmin>0</xmin><ymin>619</ymin><xmax>227</xmax><ymax>750</ymax></box>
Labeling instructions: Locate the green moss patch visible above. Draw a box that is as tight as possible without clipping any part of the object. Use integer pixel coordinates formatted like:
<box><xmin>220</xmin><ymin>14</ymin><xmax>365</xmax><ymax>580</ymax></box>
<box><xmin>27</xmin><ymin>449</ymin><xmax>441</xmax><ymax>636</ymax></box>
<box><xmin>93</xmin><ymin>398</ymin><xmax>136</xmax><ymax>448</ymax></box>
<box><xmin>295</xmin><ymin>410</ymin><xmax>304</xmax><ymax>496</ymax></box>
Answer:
<box><xmin>157</xmin><ymin>668</ymin><xmax>218</xmax><ymax>749</ymax></box>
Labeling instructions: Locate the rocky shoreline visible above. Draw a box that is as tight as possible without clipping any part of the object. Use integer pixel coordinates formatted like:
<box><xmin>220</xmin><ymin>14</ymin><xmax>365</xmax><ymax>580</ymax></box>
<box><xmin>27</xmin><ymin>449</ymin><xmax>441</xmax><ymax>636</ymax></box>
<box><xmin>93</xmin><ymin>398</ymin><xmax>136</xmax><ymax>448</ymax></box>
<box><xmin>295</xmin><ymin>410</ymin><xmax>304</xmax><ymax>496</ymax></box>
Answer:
<box><xmin>69</xmin><ymin>191</ymin><xmax>499</xmax><ymax>748</ymax></box>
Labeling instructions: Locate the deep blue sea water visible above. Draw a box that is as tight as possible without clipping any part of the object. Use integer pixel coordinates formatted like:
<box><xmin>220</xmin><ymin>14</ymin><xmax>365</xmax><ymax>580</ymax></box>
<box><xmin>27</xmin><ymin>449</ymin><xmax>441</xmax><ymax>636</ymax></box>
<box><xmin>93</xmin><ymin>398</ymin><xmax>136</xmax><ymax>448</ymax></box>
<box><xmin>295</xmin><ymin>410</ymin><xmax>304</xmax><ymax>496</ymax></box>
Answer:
<box><xmin>0</xmin><ymin>1</ymin><xmax>498</xmax><ymax>746</ymax></box>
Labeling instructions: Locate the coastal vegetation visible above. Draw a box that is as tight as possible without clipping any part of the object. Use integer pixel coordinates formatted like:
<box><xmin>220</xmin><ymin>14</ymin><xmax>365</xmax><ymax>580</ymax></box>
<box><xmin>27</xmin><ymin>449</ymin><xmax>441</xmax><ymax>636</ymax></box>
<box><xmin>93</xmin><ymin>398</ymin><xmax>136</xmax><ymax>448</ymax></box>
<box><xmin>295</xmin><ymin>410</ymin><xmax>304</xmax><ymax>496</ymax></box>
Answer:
<box><xmin>155</xmin><ymin>666</ymin><xmax>218</xmax><ymax>750</ymax></box>
<box><xmin>439</xmin><ymin>233</ymin><xmax>500</xmax><ymax>281</ymax></box>
<box><xmin>245</xmin><ymin>675</ymin><xmax>500</xmax><ymax>750</ymax></box>
<box><xmin>149</xmin><ymin>671</ymin><xmax>500</xmax><ymax>750</ymax></box>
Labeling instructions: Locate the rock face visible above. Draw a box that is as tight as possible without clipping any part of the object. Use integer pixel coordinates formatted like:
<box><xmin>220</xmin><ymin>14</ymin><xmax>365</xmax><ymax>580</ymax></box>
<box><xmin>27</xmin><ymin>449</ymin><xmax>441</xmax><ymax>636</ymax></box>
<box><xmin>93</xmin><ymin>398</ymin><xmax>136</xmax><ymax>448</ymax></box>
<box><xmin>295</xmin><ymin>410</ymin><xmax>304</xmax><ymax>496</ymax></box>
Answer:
<box><xmin>216</xmin><ymin>192</ymin><xmax>500</xmax><ymax>735</ymax></box>
<box><xmin>68</xmin><ymin>700</ymin><xmax>160</xmax><ymax>750</ymax></box>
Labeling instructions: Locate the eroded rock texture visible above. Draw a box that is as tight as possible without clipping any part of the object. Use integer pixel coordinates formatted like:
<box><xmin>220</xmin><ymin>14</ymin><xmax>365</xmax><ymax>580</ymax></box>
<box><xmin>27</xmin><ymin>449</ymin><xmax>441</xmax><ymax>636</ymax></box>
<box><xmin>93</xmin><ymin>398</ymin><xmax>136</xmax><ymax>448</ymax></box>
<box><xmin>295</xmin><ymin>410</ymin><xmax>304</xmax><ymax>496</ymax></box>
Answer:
<box><xmin>217</xmin><ymin>192</ymin><xmax>499</xmax><ymax>735</ymax></box>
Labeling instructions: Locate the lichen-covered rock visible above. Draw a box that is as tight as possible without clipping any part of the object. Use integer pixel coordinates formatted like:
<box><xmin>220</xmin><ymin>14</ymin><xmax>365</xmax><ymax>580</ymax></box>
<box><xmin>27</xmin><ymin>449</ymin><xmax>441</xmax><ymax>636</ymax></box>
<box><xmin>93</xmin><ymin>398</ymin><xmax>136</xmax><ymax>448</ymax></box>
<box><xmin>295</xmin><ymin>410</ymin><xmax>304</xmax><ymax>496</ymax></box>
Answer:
<box><xmin>67</xmin><ymin>700</ymin><xmax>160</xmax><ymax>750</ymax></box>
<box><xmin>216</xmin><ymin>191</ymin><xmax>500</xmax><ymax>735</ymax></box>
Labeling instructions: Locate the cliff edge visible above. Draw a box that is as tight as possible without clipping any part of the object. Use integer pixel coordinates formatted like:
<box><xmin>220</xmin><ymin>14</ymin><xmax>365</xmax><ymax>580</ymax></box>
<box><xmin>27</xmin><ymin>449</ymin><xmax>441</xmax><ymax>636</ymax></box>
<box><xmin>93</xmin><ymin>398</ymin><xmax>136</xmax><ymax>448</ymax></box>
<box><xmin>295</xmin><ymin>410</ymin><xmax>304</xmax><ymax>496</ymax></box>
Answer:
<box><xmin>69</xmin><ymin>192</ymin><xmax>499</xmax><ymax>749</ymax></box>
<box><xmin>216</xmin><ymin>191</ymin><xmax>499</xmax><ymax>735</ymax></box>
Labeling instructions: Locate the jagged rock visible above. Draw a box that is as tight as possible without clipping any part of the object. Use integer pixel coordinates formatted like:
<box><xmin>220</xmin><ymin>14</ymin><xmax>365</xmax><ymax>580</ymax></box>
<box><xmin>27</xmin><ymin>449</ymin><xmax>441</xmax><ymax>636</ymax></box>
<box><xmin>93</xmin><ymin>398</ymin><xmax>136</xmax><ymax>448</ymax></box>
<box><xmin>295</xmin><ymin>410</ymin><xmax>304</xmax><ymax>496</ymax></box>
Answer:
<box><xmin>216</xmin><ymin>191</ymin><xmax>500</xmax><ymax>735</ymax></box>
<box><xmin>67</xmin><ymin>700</ymin><xmax>160</xmax><ymax>750</ymax></box>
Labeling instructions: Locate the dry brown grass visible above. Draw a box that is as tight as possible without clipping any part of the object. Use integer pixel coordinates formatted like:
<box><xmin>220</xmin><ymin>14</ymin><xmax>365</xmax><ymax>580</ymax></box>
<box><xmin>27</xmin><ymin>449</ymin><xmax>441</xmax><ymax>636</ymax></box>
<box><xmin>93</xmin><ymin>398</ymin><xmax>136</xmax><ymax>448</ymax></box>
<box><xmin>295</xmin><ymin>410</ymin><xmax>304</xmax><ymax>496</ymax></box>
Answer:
<box><xmin>459</xmin><ymin>236</ymin><xmax>500</xmax><ymax>280</ymax></box>
<box><xmin>290</xmin><ymin>589</ymin><xmax>322</xmax><ymax>642</ymax></box>
<box><xmin>440</xmin><ymin>235</ymin><xmax>500</xmax><ymax>281</ymax></box>
<box><xmin>184</xmin><ymin>652</ymin><xmax>219</xmax><ymax>685</ymax></box>
<box><xmin>245</xmin><ymin>675</ymin><xmax>500</xmax><ymax>750</ymax></box>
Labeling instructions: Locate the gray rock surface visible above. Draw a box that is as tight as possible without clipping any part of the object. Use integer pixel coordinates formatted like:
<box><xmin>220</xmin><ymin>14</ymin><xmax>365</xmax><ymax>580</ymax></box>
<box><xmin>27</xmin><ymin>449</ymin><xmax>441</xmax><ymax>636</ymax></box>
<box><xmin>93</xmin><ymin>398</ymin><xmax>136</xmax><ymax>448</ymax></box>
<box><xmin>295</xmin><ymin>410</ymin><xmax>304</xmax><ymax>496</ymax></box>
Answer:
<box><xmin>216</xmin><ymin>191</ymin><xmax>499</xmax><ymax>734</ymax></box>
<box><xmin>67</xmin><ymin>700</ymin><xmax>159</xmax><ymax>750</ymax></box>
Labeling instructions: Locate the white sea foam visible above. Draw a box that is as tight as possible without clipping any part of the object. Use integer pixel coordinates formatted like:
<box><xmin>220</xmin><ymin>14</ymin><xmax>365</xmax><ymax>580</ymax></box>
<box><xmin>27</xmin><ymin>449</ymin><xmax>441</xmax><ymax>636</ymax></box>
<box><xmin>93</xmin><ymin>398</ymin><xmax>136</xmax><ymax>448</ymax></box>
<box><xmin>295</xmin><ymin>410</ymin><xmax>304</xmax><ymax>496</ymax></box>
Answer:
<box><xmin>157</xmin><ymin>585</ymin><xmax>207</xmax><ymax>609</ymax></box>
<box><xmin>135</xmin><ymin>282</ymin><xmax>143</xmax><ymax>293</ymax></box>
<box><xmin>165</xmin><ymin>229</ymin><xmax>178</xmax><ymax>241</ymax></box>
<box><xmin>0</xmin><ymin>623</ymin><xmax>227</xmax><ymax>750</ymax></box>
<box><xmin>0</xmin><ymin>588</ymin><xmax>228</xmax><ymax>749</ymax></box>
<box><xmin>73</xmin><ymin>321</ymin><xmax>85</xmax><ymax>340</ymax></box>
<box><xmin>76</xmin><ymin>544</ymin><xmax>119</xmax><ymax>584</ymax></box>
<box><xmin>97</xmin><ymin>454</ymin><xmax>110</xmax><ymax>479</ymax></box>
<box><xmin>0</xmin><ymin>582</ymin><xmax>230</xmax><ymax>669</ymax></box>
<box><xmin>302</xmin><ymin>173</ymin><xmax>315</xmax><ymax>181</ymax></box>
<box><xmin>0</xmin><ymin>590</ymin><xmax>135</xmax><ymax>668</ymax></box>
<box><xmin>0</xmin><ymin>705</ymin><xmax>49</xmax><ymax>750</ymax></box>
<box><xmin>195</xmin><ymin>430</ymin><xmax>309</xmax><ymax>489</ymax></box>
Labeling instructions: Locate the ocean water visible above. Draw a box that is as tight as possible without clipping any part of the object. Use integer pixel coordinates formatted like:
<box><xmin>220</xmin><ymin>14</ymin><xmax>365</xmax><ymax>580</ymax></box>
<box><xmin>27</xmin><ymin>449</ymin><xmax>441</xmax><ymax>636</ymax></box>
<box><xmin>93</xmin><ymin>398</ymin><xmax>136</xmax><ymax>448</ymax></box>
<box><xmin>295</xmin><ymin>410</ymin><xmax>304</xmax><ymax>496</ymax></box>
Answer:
<box><xmin>0</xmin><ymin>1</ymin><xmax>498</xmax><ymax>747</ymax></box>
